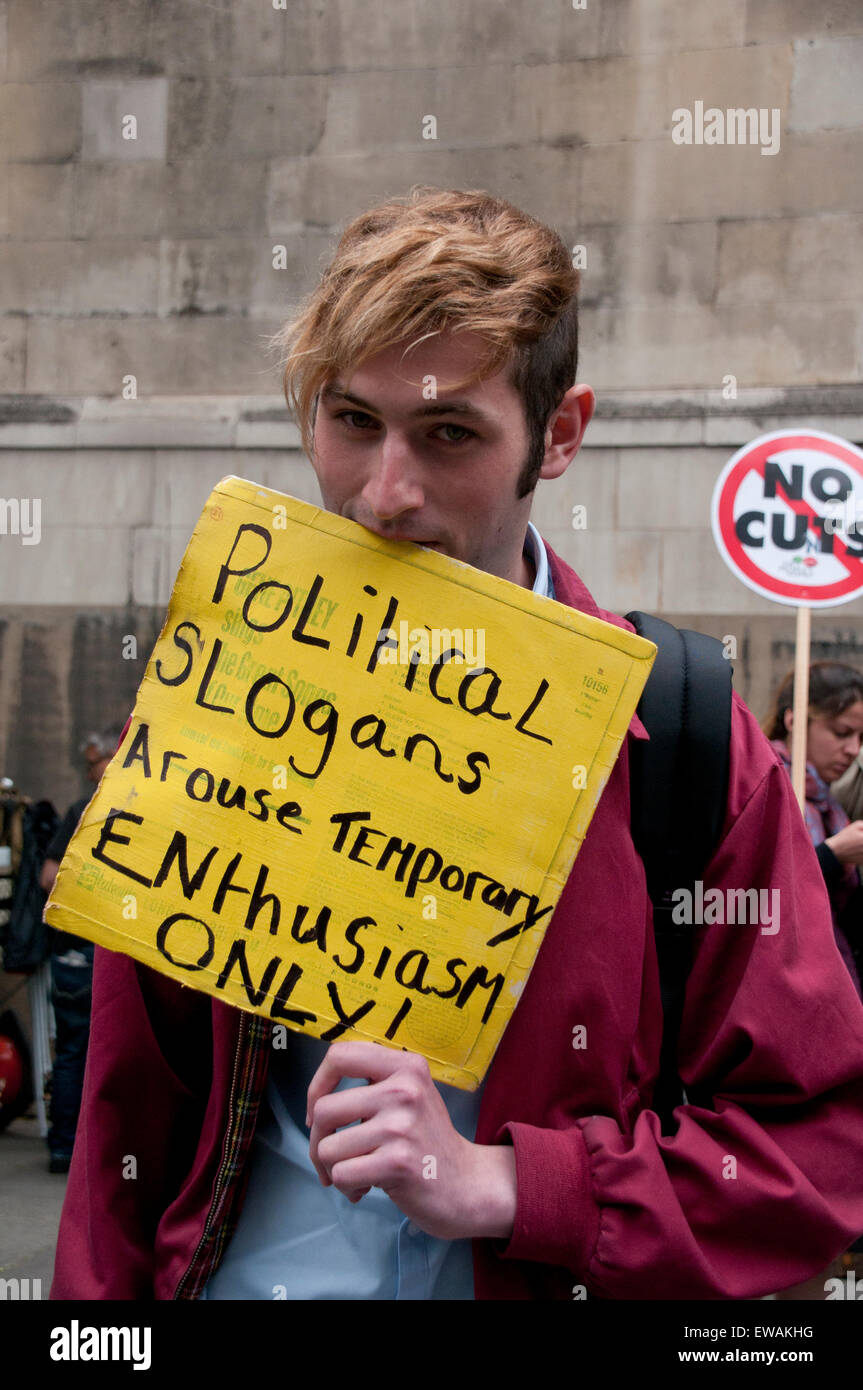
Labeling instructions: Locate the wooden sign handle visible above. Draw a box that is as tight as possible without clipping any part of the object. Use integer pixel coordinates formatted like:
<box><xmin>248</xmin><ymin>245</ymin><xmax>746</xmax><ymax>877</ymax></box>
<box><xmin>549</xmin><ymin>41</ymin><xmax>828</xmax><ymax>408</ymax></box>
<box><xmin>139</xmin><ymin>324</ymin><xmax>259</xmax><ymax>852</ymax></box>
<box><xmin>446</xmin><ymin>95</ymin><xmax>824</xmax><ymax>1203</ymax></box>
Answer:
<box><xmin>791</xmin><ymin>604</ymin><xmax>811</xmax><ymax>812</ymax></box>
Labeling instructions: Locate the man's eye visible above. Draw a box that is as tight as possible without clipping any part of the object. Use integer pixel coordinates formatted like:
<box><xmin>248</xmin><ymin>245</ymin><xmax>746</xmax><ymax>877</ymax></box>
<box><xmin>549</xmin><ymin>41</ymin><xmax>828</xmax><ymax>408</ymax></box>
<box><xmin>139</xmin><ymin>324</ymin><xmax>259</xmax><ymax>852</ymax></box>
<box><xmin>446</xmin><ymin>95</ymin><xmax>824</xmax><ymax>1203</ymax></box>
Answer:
<box><xmin>434</xmin><ymin>423</ymin><xmax>473</xmax><ymax>443</ymax></box>
<box><xmin>337</xmin><ymin>410</ymin><xmax>377</xmax><ymax>429</ymax></box>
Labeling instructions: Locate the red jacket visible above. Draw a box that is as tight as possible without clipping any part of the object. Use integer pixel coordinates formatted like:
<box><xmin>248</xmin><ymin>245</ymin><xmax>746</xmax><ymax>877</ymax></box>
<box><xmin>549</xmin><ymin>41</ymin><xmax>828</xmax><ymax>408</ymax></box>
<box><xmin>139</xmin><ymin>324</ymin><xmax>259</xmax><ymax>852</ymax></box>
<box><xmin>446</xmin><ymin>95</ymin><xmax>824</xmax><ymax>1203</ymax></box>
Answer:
<box><xmin>51</xmin><ymin>545</ymin><xmax>863</xmax><ymax>1300</ymax></box>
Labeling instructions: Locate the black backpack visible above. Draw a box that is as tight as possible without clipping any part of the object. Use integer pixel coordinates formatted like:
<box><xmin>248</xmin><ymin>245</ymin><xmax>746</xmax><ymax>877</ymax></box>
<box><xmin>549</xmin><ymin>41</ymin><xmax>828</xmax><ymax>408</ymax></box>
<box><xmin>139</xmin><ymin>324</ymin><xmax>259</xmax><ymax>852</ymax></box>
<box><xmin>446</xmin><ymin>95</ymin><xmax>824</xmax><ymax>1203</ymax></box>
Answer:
<box><xmin>624</xmin><ymin>612</ymin><xmax>733</xmax><ymax>1134</ymax></box>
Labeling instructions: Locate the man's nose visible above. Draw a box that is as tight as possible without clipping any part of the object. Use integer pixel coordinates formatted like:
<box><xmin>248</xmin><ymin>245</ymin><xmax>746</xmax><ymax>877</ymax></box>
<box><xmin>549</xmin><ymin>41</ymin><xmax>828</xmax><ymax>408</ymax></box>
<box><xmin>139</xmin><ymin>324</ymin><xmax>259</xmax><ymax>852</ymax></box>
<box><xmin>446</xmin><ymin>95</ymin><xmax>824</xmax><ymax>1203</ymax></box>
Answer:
<box><xmin>361</xmin><ymin>433</ymin><xmax>424</xmax><ymax>519</ymax></box>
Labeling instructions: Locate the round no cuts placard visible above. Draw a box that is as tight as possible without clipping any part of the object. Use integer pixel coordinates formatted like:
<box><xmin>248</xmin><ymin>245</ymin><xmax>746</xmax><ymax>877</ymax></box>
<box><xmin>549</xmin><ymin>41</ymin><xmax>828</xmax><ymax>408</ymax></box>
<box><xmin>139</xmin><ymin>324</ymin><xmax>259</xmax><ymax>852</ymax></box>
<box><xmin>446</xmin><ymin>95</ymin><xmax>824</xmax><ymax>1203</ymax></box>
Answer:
<box><xmin>711</xmin><ymin>429</ymin><xmax>863</xmax><ymax>608</ymax></box>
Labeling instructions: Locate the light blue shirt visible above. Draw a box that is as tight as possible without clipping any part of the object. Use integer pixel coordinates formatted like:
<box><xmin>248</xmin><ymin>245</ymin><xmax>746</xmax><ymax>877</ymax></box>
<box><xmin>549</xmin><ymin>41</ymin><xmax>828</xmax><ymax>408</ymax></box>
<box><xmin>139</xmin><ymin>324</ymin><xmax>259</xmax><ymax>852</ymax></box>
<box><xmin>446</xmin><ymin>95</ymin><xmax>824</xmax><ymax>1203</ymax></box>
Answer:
<box><xmin>201</xmin><ymin>524</ymin><xmax>552</xmax><ymax>1301</ymax></box>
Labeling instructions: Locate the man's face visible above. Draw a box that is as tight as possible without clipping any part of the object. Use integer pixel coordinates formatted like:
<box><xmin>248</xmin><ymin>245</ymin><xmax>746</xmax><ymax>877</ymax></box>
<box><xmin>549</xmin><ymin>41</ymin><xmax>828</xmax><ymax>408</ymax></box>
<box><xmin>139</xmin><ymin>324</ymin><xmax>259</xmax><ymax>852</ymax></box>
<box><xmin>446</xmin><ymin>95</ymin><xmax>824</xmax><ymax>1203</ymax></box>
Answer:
<box><xmin>84</xmin><ymin>745</ymin><xmax>110</xmax><ymax>785</ymax></box>
<box><xmin>311</xmin><ymin>331</ymin><xmax>555</xmax><ymax>588</ymax></box>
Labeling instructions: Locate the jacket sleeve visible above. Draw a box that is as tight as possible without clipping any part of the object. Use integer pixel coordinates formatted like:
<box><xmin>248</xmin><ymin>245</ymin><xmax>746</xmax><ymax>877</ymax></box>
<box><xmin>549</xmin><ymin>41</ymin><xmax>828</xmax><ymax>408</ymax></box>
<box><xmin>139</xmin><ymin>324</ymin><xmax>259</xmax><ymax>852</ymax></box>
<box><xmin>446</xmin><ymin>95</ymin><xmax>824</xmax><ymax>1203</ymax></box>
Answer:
<box><xmin>50</xmin><ymin>945</ymin><xmax>213</xmax><ymax>1300</ymax></box>
<box><xmin>496</xmin><ymin>695</ymin><xmax>863</xmax><ymax>1299</ymax></box>
<box><xmin>815</xmin><ymin>838</ymin><xmax>843</xmax><ymax>893</ymax></box>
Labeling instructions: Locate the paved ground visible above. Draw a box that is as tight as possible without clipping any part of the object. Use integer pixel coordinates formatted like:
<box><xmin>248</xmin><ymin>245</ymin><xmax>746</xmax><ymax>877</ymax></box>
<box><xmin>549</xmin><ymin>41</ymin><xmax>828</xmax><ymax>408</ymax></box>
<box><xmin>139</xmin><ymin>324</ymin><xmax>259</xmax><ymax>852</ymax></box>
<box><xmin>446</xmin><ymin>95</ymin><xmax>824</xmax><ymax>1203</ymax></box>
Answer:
<box><xmin>0</xmin><ymin>1112</ymin><xmax>65</xmax><ymax>1295</ymax></box>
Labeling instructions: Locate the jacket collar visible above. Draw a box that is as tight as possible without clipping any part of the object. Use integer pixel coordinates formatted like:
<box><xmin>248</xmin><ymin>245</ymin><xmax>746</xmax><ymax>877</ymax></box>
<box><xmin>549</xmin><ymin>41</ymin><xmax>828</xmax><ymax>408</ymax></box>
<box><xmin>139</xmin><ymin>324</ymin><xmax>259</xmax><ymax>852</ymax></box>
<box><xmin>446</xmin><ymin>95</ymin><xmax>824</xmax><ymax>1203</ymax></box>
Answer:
<box><xmin>544</xmin><ymin>539</ymin><xmax>649</xmax><ymax>743</ymax></box>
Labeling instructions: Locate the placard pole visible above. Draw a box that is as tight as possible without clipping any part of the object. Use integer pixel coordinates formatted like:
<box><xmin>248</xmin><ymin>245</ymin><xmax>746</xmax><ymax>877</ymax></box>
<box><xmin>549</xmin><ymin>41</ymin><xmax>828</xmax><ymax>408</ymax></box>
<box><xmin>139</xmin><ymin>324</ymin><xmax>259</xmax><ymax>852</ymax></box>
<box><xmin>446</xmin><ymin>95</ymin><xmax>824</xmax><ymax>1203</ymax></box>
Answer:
<box><xmin>791</xmin><ymin>604</ymin><xmax>811</xmax><ymax>812</ymax></box>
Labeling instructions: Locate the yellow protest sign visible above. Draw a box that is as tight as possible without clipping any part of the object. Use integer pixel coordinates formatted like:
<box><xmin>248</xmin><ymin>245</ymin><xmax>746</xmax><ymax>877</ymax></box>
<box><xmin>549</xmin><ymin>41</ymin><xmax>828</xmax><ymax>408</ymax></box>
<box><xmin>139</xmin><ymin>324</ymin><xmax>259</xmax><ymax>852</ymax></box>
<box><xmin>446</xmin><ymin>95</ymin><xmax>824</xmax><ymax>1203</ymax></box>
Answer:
<box><xmin>46</xmin><ymin>477</ymin><xmax>655</xmax><ymax>1089</ymax></box>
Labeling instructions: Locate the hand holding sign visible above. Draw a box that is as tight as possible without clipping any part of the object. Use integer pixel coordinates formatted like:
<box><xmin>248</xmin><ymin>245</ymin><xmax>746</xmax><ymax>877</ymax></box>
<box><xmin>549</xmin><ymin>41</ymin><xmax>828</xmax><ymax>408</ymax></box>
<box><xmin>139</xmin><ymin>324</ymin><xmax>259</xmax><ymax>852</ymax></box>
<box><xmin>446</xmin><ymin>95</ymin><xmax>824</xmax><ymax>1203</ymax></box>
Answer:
<box><xmin>306</xmin><ymin>1039</ymin><xmax>517</xmax><ymax>1239</ymax></box>
<box><xmin>825</xmin><ymin>821</ymin><xmax>863</xmax><ymax>866</ymax></box>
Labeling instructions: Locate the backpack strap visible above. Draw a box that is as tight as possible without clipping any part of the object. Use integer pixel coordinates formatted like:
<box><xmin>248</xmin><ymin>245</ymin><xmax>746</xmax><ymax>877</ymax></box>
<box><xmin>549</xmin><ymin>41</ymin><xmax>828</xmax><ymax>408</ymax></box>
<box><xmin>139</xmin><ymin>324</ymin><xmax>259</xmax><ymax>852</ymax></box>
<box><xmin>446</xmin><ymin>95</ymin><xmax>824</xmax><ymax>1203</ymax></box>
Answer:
<box><xmin>624</xmin><ymin>612</ymin><xmax>733</xmax><ymax>1132</ymax></box>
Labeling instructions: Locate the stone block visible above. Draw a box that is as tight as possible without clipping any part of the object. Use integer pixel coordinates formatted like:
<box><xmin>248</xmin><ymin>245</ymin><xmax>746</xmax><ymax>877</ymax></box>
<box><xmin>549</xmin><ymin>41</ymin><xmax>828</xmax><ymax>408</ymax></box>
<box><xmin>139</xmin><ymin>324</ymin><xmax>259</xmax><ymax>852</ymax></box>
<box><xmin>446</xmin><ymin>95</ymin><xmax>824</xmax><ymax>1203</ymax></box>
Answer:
<box><xmin>703</xmin><ymin>413</ymin><xmax>863</xmax><ymax>449</ymax></box>
<box><xmin>616</xmin><ymin>447</ymin><xmax>723</xmax><ymax>530</ymax></box>
<box><xmin>147</xmin><ymin>449</ymin><xmax>321</xmax><ymax>535</ymax></box>
<box><xmin>267</xmin><ymin>145</ymin><xmax>580</xmax><ymax>237</ymax></box>
<box><xmin>518</xmin><ymin>55</ymin><xmax>665</xmax><ymax>148</ymax></box>
<box><xmin>660</xmin><ymin>530</ymin><xmax>776</xmax><ymax>617</ymax></box>
<box><xmin>147</xmin><ymin>0</ymin><xmax>285</xmax><ymax>76</ymax></box>
<box><xmin>168</xmin><ymin>77</ymin><xmax>326</xmax><ymax>160</ymax></box>
<box><xmin>790</xmin><ymin>36</ymin><xmax>863</xmax><ymax>133</ymax></box>
<box><xmin>717</xmin><ymin>215</ymin><xmax>863</xmax><ymax>305</ymax></box>
<box><xmin>1</xmin><ymin>82</ymin><xmax>81</xmax><ymax>162</ymax></box>
<box><xmin>585</xmin><ymin>415</ymin><xmax>705</xmax><ymax>448</ymax></box>
<box><xmin>0</xmin><ymin>3</ymin><xmax>6</xmax><ymax>83</ymax></box>
<box><xmin>81</xmin><ymin>78</ymin><xmax>168</xmax><ymax>162</ymax></box>
<box><xmin>151</xmin><ymin>450</ymin><xmax>250</xmax><ymax>529</ymax></box>
<box><xmin>0</xmin><ymin>321</ymin><xmax>25</xmax><ymax>392</ymax></box>
<box><xmin>72</xmin><ymin>159</ymin><xmax>269</xmax><ymax>238</ymax></box>
<box><xmin>577</xmin><ymin>221</ymin><xmax>718</xmax><ymax>307</ymax></box>
<box><xmin>246</xmin><ymin>453</ymin><xmax>322</xmax><ymax>505</ymax></box>
<box><xmin>75</xmin><ymin>397</ymin><xmax>238</xmax><ymax>449</ymax></box>
<box><xmin>745</xmin><ymin>1</ymin><xmax>863</xmax><ymax>44</ymax></box>
<box><xmin>0</xmin><ymin>419</ymin><xmax>80</xmax><ymax>449</ymax></box>
<box><xmin>170</xmin><ymin>160</ymin><xmax>272</xmax><ymax>237</ymax></box>
<box><xmin>663</xmin><ymin>42</ymin><xmax>791</xmax><ymax>120</ymax></box>
<box><xmin>5</xmin><ymin>0</ymin><xmax>159</xmax><ymax>81</ymax></box>
<box><xmin>249</xmin><ymin>229</ymin><xmax>338</xmax><ymax>319</ymax></box>
<box><xmin>0</xmin><ymin>449</ymin><xmax>156</xmax><ymax>526</ymax></box>
<box><xmin>532</xmin><ymin>446</ymin><xmax>618</xmax><ymax>534</ymax></box>
<box><xmin>206</xmin><ymin>451</ymin><xmax>321</xmax><ymax>506</ymax></box>
<box><xmin>580</xmin><ymin>130</ymin><xmax>863</xmax><ymax>225</ymax></box>
<box><xmin>280</xmin><ymin>0</ymin><xmax>604</xmax><ymax>75</ymax></box>
<box><xmin>578</xmin><ymin>141</ymin><xmax>644</xmax><ymax>225</ymax></box>
<box><xmin>166</xmin><ymin>525</ymin><xmax>198</xmax><ymax>599</ymax></box>
<box><xmin>596</xmin><ymin>0</ymin><xmax>747</xmax><ymax>56</ymax></box>
<box><xmin>0</xmin><ymin>519</ymin><xmax>130</xmax><ymax>605</ymax></box>
<box><xmin>583</xmin><ymin>301</ymin><xmax>860</xmax><ymax>392</ymax></box>
<box><xmin>157</xmin><ymin>232</ymin><xmax>336</xmax><ymax>321</ymax></box>
<box><xmin>542</xmin><ymin>526</ymin><xmax>662</xmax><ymax>614</ymax></box>
<box><xmin>6</xmin><ymin>164</ymin><xmax>75</xmax><ymax>239</ymax></box>
<box><xmin>75</xmin><ymin>241</ymin><xmax>160</xmax><ymax>314</ymax></box>
<box><xmin>157</xmin><ymin>238</ymin><xmax>258</xmax><ymax>317</ymax></box>
<box><xmin>24</xmin><ymin>317</ymin><xmax>286</xmax><ymax>396</ymax></box>
<box><xmin>72</xmin><ymin>163</ymin><xmax>168</xmax><ymax>238</ymax></box>
<box><xmin>235</xmin><ymin>407</ymin><xmax>303</xmax><ymax>450</ymax></box>
<box><xmin>273</xmin><ymin>0</ymin><xmax>739</xmax><ymax>71</ymax></box>
<box><xmin>0</xmin><ymin>242</ymin><xmax>159</xmax><ymax>315</ymax></box>
<box><xmin>131</xmin><ymin>525</ymin><xmax>175</xmax><ymax>608</ymax></box>
<box><xmin>537</xmin><ymin>43</ymin><xmax>792</xmax><ymax>156</ymax></box>
<box><xmin>320</xmin><ymin>66</ymin><xmax>528</xmax><ymax>156</ymax></box>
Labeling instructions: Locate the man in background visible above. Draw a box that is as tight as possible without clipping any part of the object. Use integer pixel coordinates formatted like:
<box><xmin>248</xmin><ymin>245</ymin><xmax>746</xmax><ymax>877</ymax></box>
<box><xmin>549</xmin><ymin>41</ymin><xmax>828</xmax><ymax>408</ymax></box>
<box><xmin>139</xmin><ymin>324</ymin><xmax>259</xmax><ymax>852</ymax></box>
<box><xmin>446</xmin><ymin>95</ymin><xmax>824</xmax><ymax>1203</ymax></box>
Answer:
<box><xmin>40</xmin><ymin>729</ymin><xmax>119</xmax><ymax>1172</ymax></box>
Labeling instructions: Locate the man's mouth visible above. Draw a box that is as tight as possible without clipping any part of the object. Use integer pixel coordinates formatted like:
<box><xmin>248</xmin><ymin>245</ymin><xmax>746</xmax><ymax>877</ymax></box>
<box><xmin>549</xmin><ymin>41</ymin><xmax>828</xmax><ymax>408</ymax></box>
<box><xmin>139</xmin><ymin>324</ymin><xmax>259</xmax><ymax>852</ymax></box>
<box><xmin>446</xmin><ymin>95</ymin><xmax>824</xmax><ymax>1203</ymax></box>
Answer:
<box><xmin>360</xmin><ymin>525</ymin><xmax>441</xmax><ymax>548</ymax></box>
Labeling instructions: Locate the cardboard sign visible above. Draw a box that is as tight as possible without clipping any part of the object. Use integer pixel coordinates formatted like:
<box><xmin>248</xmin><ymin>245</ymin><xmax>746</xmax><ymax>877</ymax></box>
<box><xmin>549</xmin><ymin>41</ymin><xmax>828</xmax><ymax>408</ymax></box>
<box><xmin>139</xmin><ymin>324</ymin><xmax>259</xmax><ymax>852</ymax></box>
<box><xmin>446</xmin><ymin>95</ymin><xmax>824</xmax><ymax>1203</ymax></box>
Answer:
<box><xmin>46</xmin><ymin>478</ymin><xmax>655</xmax><ymax>1089</ymax></box>
<box><xmin>711</xmin><ymin>429</ymin><xmax>863</xmax><ymax>608</ymax></box>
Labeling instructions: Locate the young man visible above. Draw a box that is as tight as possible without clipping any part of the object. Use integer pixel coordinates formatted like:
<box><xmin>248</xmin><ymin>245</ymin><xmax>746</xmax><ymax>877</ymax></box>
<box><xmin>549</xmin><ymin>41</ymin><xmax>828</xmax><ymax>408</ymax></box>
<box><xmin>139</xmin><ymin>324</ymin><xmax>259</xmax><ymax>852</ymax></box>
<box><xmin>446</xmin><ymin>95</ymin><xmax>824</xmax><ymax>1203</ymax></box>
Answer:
<box><xmin>52</xmin><ymin>188</ymin><xmax>863</xmax><ymax>1301</ymax></box>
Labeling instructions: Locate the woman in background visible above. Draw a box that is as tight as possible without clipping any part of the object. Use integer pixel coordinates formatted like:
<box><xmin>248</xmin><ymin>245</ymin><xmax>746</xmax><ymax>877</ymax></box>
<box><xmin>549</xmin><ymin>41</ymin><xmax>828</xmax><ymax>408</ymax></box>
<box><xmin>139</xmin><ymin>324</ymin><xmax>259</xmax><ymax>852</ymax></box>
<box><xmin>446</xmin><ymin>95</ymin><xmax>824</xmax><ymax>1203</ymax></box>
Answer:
<box><xmin>763</xmin><ymin>661</ymin><xmax>863</xmax><ymax>1299</ymax></box>
<box><xmin>763</xmin><ymin>661</ymin><xmax>863</xmax><ymax>1000</ymax></box>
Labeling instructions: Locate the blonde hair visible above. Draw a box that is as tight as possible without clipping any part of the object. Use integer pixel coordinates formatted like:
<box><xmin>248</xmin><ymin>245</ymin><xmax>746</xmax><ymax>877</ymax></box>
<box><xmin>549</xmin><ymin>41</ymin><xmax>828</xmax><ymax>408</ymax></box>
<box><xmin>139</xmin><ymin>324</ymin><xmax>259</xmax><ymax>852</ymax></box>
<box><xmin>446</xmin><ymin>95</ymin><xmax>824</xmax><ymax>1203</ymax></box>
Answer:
<box><xmin>267</xmin><ymin>187</ymin><xmax>580</xmax><ymax>494</ymax></box>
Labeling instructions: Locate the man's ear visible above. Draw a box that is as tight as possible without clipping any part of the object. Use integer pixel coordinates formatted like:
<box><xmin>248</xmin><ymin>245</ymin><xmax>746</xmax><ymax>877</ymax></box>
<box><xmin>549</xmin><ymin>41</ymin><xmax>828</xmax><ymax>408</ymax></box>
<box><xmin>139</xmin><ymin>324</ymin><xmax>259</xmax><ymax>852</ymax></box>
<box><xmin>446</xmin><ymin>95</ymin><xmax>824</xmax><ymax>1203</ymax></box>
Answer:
<box><xmin>539</xmin><ymin>384</ymin><xmax>595</xmax><ymax>482</ymax></box>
